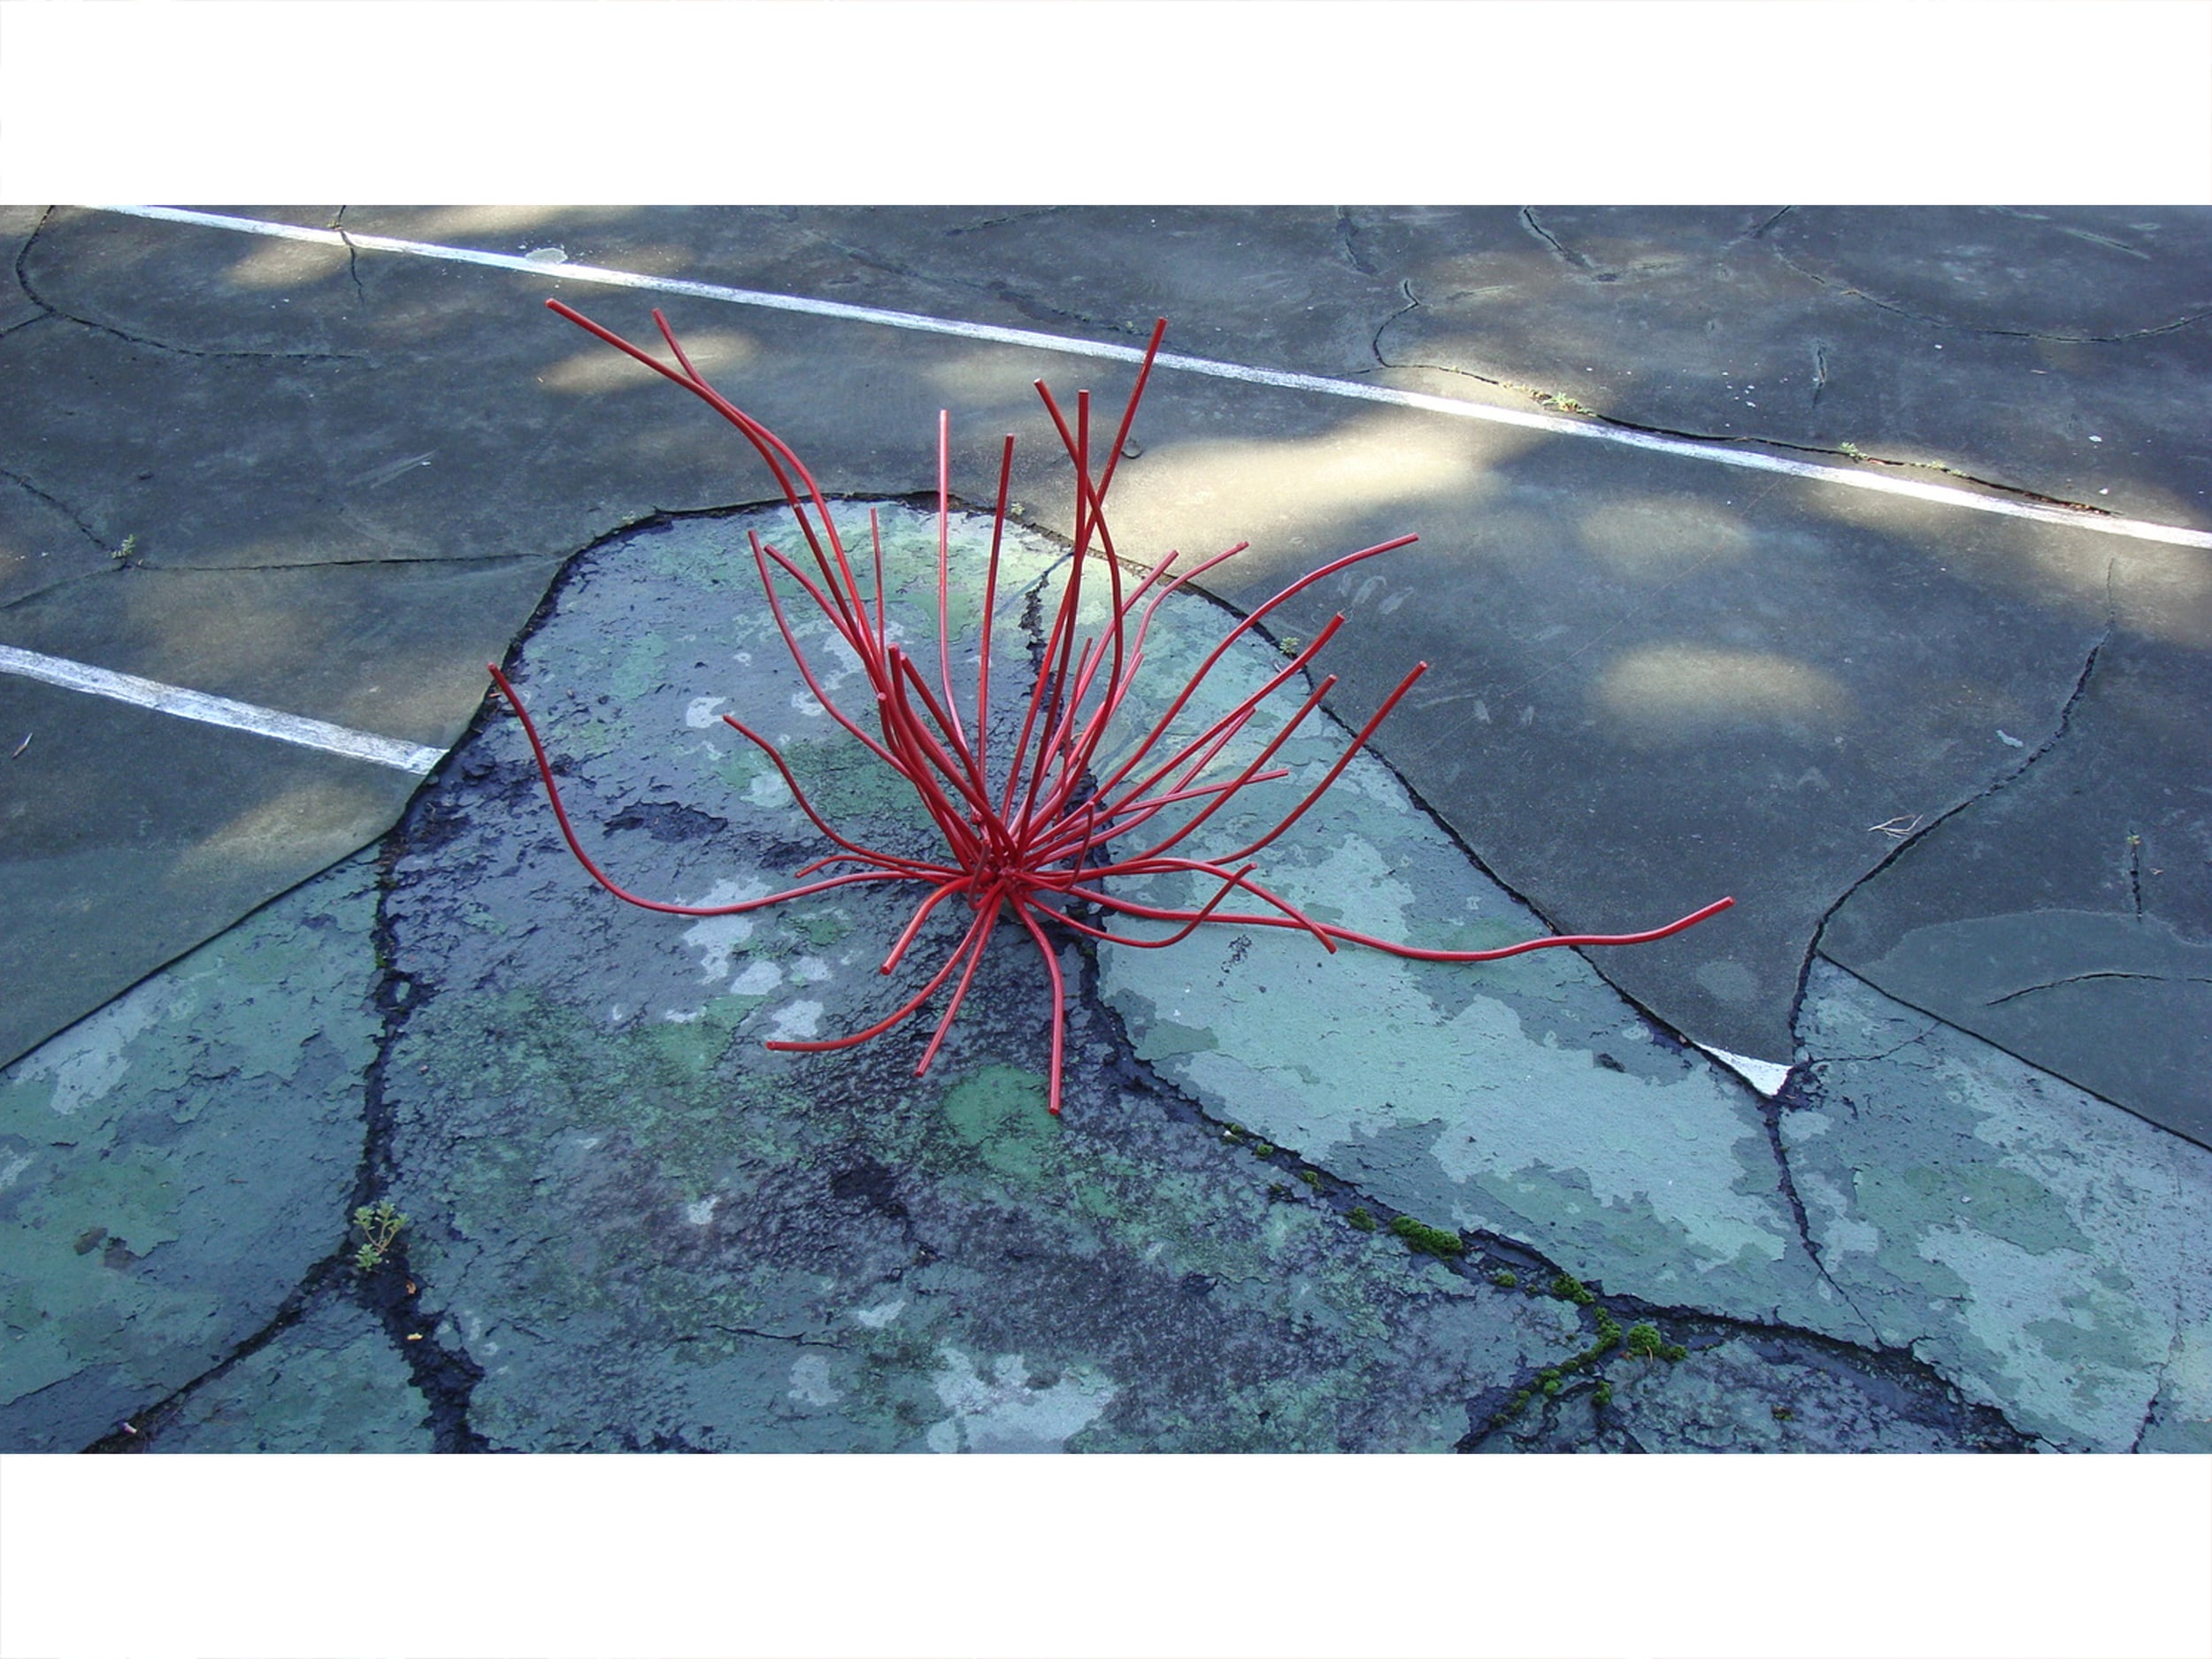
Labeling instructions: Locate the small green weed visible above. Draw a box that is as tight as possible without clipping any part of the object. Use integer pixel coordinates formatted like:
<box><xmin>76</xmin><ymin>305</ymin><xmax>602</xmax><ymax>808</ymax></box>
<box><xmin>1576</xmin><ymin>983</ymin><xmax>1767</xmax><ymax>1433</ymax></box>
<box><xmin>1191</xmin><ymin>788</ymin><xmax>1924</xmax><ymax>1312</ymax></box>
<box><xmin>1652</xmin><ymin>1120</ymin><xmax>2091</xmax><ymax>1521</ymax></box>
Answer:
<box><xmin>1297</xmin><ymin>1168</ymin><xmax>1324</xmax><ymax>1190</ymax></box>
<box><xmin>352</xmin><ymin>1199</ymin><xmax>408</xmax><ymax>1272</ymax></box>
<box><xmin>1346</xmin><ymin>1207</ymin><xmax>1377</xmax><ymax>1233</ymax></box>
<box><xmin>111</xmin><ymin>533</ymin><xmax>138</xmax><ymax>561</ymax></box>
<box><xmin>1549</xmin><ymin>1272</ymin><xmax>1595</xmax><ymax>1306</ymax></box>
<box><xmin>1490</xmin><ymin>1269</ymin><xmax>1518</xmax><ymax>1289</ymax></box>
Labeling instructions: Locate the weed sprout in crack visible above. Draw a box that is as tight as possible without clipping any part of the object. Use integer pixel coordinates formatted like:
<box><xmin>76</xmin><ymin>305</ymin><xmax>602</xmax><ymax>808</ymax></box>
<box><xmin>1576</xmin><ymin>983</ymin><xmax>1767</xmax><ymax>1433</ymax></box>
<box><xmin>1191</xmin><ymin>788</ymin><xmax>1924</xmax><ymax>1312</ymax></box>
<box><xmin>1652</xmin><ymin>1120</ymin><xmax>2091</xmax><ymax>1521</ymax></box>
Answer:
<box><xmin>488</xmin><ymin>303</ymin><xmax>1734</xmax><ymax>1116</ymax></box>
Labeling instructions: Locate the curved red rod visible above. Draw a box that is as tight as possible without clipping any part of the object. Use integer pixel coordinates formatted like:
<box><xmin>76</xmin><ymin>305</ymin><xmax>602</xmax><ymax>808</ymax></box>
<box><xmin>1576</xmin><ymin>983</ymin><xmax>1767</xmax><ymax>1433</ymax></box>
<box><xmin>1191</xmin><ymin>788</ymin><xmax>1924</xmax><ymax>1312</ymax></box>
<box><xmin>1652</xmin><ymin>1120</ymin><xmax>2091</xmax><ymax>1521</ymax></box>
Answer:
<box><xmin>764</xmin><ymin>895</ymin><xmax>1001</xmax><ymax>1056</ymax></box>
<box><xmin>488</xmin><ymin>663</ymin><xmax>918</xmax><ymax>916</ymax></box>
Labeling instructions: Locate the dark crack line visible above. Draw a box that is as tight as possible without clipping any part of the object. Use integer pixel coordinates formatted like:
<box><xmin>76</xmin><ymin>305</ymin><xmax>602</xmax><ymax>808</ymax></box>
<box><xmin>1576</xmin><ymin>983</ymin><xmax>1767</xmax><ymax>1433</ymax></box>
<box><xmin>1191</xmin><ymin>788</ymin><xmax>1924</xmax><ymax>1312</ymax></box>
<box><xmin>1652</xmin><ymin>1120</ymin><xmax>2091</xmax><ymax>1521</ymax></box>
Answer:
<box><xmin>1753</xmin><ymin>1092</ymin><xmax>1884</xmax><ymax>1342</ymax></box>
<box><xmin>2129</xmin><ymin>1319</ymin><xmax>2191</xmax><ymax>1453</ymax></box>
<box><xmin>0</xmin><ymin>309</ymin><xmax>54</xmax><ymax>343</ymax></box>
<box><xmin>810</xmin><ymin>232</ymin><xmax>1147</xmax><ymax>341</ymax></box>
<box><xmin>1793</xmin><ymin>615</ymin><xmax>2113</xmax><ymax>1037</ymax></box>
<box><xmin>1749</xmin><ymin>206</ymin><xmax>1795</xmax><ymax>239</ymax></box>
<box><xmin>941</xmin><ymin>208</ymin><xmax>1064</xmax><ymax>238</ymax></box>
<box><xmin>6</xmin><ymin>207</ymin><xmax>59</xmax><ymax>335</ymax></box>
<box><xmin>81</xmin><ymin>1260</ymin><xmax>356</xmax><ymax>1451</ymax></box>
<box><xmin>1803</xmin><ymin>1014</ymin><xmax>1945</xmax><ymax>1071</ymax></box>
<box><xmin>684</xmin><ymin>1324</ymin><xmax>841</xmax><ymax>1349</ymax></box>
<box><xmin>0</xmin><ymin>562</ymin><xmax>129</xmax><ymax>615</ymax></box>
<box><xmin>329</xmin><ymin>207</ymin><xmax>368</xmax><ymax>308</ymax></box>
<box><xmin>1363</xmin><ymin>333</ymin><xmax>2133</xmax><ymax>519</ymax></box>
<box><xmin>12</xmin><ymin>211</ymin><xmax>367</xmax><ymax>364</ymax></box>
<box><xmin>127</xmin><ymin>549</ymin><xmax>565</xmax><ymax>577</ymax></box>
<box><xmin>356</xmin><ymin>830</ymin><xmax>492</xmax><ymax>1451</ymax></box>
<box><xmin>1456</xmin><ymin>1248</ymin><xmax>2032</xmax><ymax>1453</ymax></box>
<box><xmin>1764</xmin><ymin>236</ymin><xmax>2212</xmax><ymax>345</ymax></box>
<box><xmin>1370</xmin><ymin>278</ymin><xmax>1421</xmax><ymax>369</ymax></box>
<box><xmin>1990</xmin><ymin>208</ymin><xmax>2149</xmax><ymax>261</ymax></box>
<box><xmin>1333</xmin><ymin>207</ymin><xmax>1378</xmax><ymax>277</ymax></box>
<box><xmin>0</xmin><ymin>465</ymin><xmax>110</xmax><ymax>553</ymax></box>
<box><xmin>1519</xmin><ymin>207</ymin><xmax>1602</xmax><ymax>274</ymax></box>
<box><xmin>1986</xmin><ymin>970</ymin><xmax>2212</xmax><ymax>1008</ymax></box>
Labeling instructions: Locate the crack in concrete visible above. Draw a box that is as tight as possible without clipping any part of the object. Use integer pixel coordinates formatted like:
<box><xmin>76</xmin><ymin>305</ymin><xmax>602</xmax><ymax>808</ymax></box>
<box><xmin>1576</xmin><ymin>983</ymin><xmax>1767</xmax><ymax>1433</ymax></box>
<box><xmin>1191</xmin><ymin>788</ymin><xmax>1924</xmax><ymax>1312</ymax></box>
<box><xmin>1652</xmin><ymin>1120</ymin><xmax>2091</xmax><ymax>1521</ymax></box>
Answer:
<box><xmin>1062</xmin><ymin>816</ymin><xmax>2022</xmax><ymax>1450</ymax></box>
<box><xmin>941</xmin><ymin>208</ymin><xmax>1064</xmax><ymax>238</ymax></box>
<box><xmin>1804</xmin><ymin>1017</ymin><xmax>1945</xmax><ymax>1073</ymax></box>
<box><xmin>1370</xmin><ymin>278</ymin><xmax>1420</xmax><ymax>369</ymax></box>
<box><xmin>1753</xmin><ymin>1089</ymin><xmax>1884</xmax><ymax>1340</ymax></box>
<box><xmin>1364</xmin><ymin>309</ymin><xmax>2129</xmax><ymax>519</ymax></box>
<box><xmin>1986</xmin><ymin>969</ymin><xmax>2212</xmax><ymax>1007</ymax></box>
<box><xmin>4</xmin><ymin>207</ymin><xmax>59</xmax><ymax>337</ymax></box>
<box><xmin>2129</xmin><ymin>1321</ymin><xmax>2192</xmax><ymax>1454</ymax></box>
<box><xmin>810</xmin><ymin>231</ymin><xmax>1144</xmax><ymax>341</ymax></box>
<box><xmin>355</xmin><ymin>834</ymin><xmax>492</xmax><ymax>1451</ymax></box>
<box><xmin>1763</xmin><ymin>234</ymin><xmax>2212</xmax><ymax>346</ymax></box>
<box><xmin>328</xmin><ymin>207</ymin><xmax>369</xmax><ymax>308</ymax></box>
<box><xmin>1518</xmin><ymin>208</ymin><xmax>1609</xmax><ymax>278</ymax></box>
<box><xmin>1990</xmin><ymin>208</ymin><xmax>2150</xmax><ymax>261</ymax></box>
<box><xmin>80</xmin><ymin>1259</ymin><xmax>347</xmax><ymax>1452</ymax></box>
<box><xmin>1333</xmin><ymin>207</ymin><xmax>1378</xmax><ymax>277</ymax></box>
<box><xmin>1793</xmin><ymin>608</ymin><xmax>2114</xmax><ymax>1037</ymax></box>
<box><xmin>0</xmin><ymin>465</ymin><xmax>110</xmax><ymax>553</ymax></box>
<box><xmin>682</xmin><ymin>1324</ymin><xmax>842</xmax><ymax>1349</ymax></box>
<box><xmin>12</xmin><ymin>212</ymin><xmax>368</xmax><ymax>364</ymax></box>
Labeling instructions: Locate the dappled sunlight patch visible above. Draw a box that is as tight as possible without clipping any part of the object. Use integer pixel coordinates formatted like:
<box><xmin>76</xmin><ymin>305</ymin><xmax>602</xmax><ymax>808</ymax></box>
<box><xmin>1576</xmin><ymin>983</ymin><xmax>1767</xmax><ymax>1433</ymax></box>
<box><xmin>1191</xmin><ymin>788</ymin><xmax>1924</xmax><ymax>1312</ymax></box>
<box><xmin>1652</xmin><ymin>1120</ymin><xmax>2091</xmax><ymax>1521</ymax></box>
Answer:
<box><xmin>175</xmin><ymin>777</ymin><xmax>391</xmax><ymax>878</ymax></box>
<box><xmin>223</xmin><ymin>237</ymin><xmax>351</xmax><ymax>291</ymax></box>
<box><xmin>1592</xmin><ymin>643</ymin><xmax>1851</xmax><ymax>741</ymax></box>
<box><xmin>537</xmin><ymin>329</ymin><xmax>760</xmax><ymax>396</ymax></box>
<box><xmin>1575</xmin><ymin>494</ymin><xmax>1752</xmax><ymax>581</ymax></box>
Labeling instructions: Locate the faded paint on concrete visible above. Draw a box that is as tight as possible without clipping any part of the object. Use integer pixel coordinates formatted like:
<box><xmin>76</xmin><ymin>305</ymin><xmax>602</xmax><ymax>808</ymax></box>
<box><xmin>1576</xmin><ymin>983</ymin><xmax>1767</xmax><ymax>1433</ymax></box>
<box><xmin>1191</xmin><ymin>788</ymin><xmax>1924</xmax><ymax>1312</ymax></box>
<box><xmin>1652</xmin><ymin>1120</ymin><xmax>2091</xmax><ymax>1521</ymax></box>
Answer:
<box><xmin>1789</xmin><ymin>960</ymin><xmax>2212</xmax><ymax>1451</ymax></box>
<box><xmin>148</xmin><ymin>1294</ymin><xmax>434</xmax><ymax>1453</ymax></box>
<box><xmin>0</xmin><ymin>851</ymin><xmax>379</xmax><ymax>1450</ymax></box>
<box><xmin>1088</xmin><ymin>563</ymin><xmax>1854</xmax><ymax>1335</ymax></box>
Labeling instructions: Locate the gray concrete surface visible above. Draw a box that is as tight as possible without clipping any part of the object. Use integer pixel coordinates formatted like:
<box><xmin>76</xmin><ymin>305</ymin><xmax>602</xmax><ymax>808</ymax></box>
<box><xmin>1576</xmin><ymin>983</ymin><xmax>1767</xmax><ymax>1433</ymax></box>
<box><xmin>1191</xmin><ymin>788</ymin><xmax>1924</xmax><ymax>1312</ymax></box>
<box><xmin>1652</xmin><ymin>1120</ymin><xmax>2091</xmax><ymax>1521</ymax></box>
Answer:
<box><xmin>3</xmin><ymin>206</ymin><xmax>2208</xmax><ymax>1452</ymax></box>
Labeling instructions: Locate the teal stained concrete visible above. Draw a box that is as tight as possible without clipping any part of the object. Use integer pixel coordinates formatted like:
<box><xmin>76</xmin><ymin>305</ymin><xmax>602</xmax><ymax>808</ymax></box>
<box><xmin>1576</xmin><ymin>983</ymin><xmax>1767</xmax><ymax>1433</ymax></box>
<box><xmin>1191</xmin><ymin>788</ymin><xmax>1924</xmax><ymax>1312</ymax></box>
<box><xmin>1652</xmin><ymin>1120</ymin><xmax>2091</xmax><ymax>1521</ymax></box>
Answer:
<box><xmin>0</xmin><ymin>850</ymin><xmax>380</xmax><ymax>1450</ymax></box>
<box><xmin>1790</xmin><ymin>960</ymin><xmax>2212</xmax><ymax>1451</ymax></box>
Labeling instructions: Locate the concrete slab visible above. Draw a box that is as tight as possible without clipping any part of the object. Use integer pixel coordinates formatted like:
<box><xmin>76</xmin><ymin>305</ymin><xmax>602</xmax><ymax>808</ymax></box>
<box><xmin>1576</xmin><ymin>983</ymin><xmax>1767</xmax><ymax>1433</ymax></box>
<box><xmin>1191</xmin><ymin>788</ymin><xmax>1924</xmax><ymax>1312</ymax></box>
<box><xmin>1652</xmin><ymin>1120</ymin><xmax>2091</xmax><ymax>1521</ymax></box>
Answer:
<box><xmin>4</xmin><ymin>204</ymin><xmax>2208</xmax><ymax>1452</ymax></box>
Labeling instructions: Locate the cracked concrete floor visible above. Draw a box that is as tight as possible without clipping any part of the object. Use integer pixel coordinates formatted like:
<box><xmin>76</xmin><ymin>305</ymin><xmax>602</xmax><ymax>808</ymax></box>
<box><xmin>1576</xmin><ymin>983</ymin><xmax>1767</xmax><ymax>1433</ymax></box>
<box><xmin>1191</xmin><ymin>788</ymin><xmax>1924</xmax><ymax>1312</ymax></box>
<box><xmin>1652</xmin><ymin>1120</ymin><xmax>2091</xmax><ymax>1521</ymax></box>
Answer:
<box><xmin>3</xmin><ymin>206</ymin><xmax>2209</xmax><ymax>1452</ymax></box>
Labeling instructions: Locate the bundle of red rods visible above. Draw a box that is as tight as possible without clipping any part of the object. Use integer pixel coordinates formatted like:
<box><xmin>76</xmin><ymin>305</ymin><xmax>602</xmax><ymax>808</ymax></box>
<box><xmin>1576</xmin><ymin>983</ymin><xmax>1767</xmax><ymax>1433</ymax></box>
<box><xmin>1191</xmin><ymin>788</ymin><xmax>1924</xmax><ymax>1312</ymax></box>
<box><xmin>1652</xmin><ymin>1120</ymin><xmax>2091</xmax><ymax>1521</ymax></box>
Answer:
<box><xmin>489</xmin><ymin>303</ymin><xmax>1732</xmax><ymax>1115</ymax></box>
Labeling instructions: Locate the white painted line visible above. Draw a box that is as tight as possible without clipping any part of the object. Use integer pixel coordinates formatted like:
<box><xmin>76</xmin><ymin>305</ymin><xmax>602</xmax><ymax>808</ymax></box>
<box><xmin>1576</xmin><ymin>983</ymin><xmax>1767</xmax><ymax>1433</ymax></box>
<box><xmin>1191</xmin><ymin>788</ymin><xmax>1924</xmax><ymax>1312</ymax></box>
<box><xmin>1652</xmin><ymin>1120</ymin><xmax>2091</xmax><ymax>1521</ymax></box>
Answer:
<box><xmin>99</xmin><ymin>205</ymin><xmax>2212</xmax><ymax>554</ymax></box>
<box><xmin>0</xmin><ymin>645</ymin><xmax>445</xmax><ymax>775</ymax></box>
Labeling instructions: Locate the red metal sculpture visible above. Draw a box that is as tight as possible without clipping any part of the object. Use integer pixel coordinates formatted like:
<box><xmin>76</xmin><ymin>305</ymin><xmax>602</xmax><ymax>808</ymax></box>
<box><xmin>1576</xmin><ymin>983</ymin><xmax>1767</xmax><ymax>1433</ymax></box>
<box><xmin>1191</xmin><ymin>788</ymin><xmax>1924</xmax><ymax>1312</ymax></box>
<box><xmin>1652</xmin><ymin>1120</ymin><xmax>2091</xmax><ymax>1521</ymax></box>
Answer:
<box><xmin>488</xmin><ymin>303</ymin><xmax>1732</xmax><ymax>1114</ymax></box>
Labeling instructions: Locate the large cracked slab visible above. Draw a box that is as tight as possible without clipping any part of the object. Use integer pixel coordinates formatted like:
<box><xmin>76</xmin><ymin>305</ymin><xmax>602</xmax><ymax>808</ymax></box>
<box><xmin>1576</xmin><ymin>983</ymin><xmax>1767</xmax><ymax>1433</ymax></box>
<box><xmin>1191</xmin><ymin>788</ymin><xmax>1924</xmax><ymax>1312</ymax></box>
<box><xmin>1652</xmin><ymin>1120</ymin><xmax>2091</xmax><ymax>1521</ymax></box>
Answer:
<box><xmin>357</xmin><ymin>506</ymin><xmax>2039</xmax><ymax>1450</ymax></box>
<box><xmin>1821</xmin><ymin>622</ymin><xmax>2212</xmax><ymax>1148</ymax></box>
<box><xmin>374</xmin><ymin>507</ymin><xmax>1596</xmax><ymax>1450</ymax></box>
